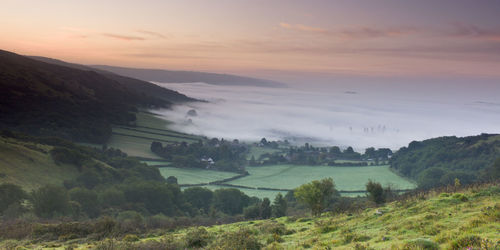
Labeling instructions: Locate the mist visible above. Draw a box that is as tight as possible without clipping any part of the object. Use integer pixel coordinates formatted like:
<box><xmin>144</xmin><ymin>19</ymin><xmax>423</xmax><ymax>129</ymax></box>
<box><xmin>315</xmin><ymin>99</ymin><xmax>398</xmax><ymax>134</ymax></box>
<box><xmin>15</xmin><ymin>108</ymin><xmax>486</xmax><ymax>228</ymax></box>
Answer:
<box><xmin>152</xmin><ymin>80</ymin><xmax>500</xmax><ymax>151</ymax></box>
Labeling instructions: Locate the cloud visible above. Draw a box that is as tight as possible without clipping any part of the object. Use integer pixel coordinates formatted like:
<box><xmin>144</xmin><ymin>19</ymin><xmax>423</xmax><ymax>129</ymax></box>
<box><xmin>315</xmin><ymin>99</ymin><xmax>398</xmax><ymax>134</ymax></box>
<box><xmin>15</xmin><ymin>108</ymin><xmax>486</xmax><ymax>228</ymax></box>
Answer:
<box><xmin>101</xmin><ymin>33</ymin><xmax>146</xmax><ymax>41</ymax></box>
<box><xmin>449</xmin><ymin>23</ymin><xmax>500</xmax><ymax>41</ymax></box>
<box><xmin>338</xmin><ymin>27</ymin><xmax>418</xmax><ymax>39</ymax></box>
<box><xmin>278</xmin><ymin>22</ymin><xmax>416</xmax><ymax>39</ymax></box>
<box><xmin>136</xmin><ymin>29</ymin><xmax>168</xmax><ymax>39</ymax></box>
<box><xmin>279</xmin><ymin>22</ymin><xmax>327</xmax><ymax>33</ymax></box>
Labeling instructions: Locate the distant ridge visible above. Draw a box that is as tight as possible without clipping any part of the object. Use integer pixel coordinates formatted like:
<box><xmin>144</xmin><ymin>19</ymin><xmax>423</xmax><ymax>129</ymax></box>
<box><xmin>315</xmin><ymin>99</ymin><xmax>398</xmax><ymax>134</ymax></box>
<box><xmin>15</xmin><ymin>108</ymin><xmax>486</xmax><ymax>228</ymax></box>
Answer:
<box><xmin>29</xmin><ymin>56</ymin><xmax>197</xmax><ymax>103</ymax></box>
<box><xmin>91</xmin><ymin>65</ymin><xmax>287</xmax><ymax>88</ymax></box>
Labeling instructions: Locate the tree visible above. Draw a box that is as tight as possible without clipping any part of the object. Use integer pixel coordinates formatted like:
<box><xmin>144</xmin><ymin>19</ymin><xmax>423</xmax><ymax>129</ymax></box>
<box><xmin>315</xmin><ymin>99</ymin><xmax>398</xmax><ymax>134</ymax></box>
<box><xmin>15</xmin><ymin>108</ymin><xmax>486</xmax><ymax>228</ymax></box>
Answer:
<box><xmin>31</xmin><ymin>185</ymin><xmax>71</xmax><ymax>218</ymax></box>
<box><xmin>260</xmin><ymin>198</ymin><xmax>271</xmax><ymax>219</ymax></box>
<box><xmin>213</xmin><ymin>188</ymin><xmax>250</xmax><ymax>215</ymax></box>
<box><xmin>69</xmin><ymin>187</ymin><xmax>100</xmax><ymax>218</ymax></box>
<box><xmin>184</xmin><ymin>187</ymin><xmax>213</xmax><ymax>214</ymax></box>
<box><xmin>0</xmin><ymin>183</ymin><xmax>27</xmax><ymax>214</ymax></box>
<box><xmin>166</xmin><ymin>176</ymin><xmax>178</xmax><ymax>185</ymax></box>
<box><xmin>294</xmin><ymin>178</ymin><xmax>338</xmax><ymax>216</ymax></box>
<box><xmin>365</xmin><ymin>180</ymin><xmax>385</xmax><ymax>204</ymax></box>
<box><xmin>271</xmin><ymin>193</ymin><xmax>287</xmax><ymax>218</ymax></box>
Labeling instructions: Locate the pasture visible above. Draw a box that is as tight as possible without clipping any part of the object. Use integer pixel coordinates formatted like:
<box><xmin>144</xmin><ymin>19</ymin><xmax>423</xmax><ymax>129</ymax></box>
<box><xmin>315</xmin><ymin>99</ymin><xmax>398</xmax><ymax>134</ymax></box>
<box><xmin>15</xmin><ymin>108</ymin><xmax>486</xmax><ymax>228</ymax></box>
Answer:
<box><xmin>158</xmin><ymin>167</ymin><xmax>239</xmax><ymax>185</ymax></box>
<box><xmin>104</xmin><ymin>111</ymin><xmax>200</xmax><ymax>158</ymax></box>
<box><xmin>227</xmin><ymin>164</ymin><xmax>416</xmax><ymax>191</ymax></box>
<box><xmin>156</xmin><ymin>164</ymin><xmax>416</xmax><ymax>199</ymax></box>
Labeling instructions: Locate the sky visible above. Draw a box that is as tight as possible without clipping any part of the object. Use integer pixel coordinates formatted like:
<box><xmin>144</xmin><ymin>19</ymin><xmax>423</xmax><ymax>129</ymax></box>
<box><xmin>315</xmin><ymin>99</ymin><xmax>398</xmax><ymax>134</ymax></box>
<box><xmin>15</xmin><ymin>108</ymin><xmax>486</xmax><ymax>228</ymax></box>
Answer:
<box><xmin>2</xmin><ymin>0</ymin><xmax>500</xmax><ymax>82</ymax></box>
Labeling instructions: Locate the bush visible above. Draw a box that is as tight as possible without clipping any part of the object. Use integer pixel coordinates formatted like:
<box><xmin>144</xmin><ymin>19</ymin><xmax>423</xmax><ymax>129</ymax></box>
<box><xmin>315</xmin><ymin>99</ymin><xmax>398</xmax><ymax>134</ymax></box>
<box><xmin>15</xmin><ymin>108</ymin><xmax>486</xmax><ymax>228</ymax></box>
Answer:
<box><xmin>449</xmin><ymin>235</ymin><xmax>482</xmax><ymax>249</ymax></box>
<box><xmin>244</xmin><ymin>204</ymin><xmax>261</xmax><ymax>219</ymax></box>
<box><xmin>31</xmin><ymin>185</ymin><xmax>71</xmax><ymax>218</ymax></box>
<box><xmin>259</xmin><ymin>222</ymin><xmax>287</xmax><ymax>236</ymax></box>
<box><xmin>69</xmin><ymin>187</ymin><xmax>100</xmax><ymax>218</ymax></box>
<box><xmin>403</xmin><ymin>238</ymin><xmax>439</xmax><ymax>250</ymax></box>
<box><xmin>123</xmin><ymin>234</ymin><xmax>140</xmax><ymax>242</ymax></box>
<box><xmin>0</xmin><ymin>183</ymin><xmax>27</xmax><ymax>214</ymax></box>
<box><xmin>209</xmin><ymin>228</ymin><xmax>262</xmax><ymax>250</ymax></box>
<box><xmin>132</xmin><ymin>237</ymin><xmax>182</xmax><ymax>250</ymax></box>
<box><xmin>185</xmin><ymin>227</ymin><xmax>212</xmax><ymax>248</ymax></box>
<box><xmin>451</xmin><ymin>193</ymin><xmax>468</xmax><ymax>202</ymax></box>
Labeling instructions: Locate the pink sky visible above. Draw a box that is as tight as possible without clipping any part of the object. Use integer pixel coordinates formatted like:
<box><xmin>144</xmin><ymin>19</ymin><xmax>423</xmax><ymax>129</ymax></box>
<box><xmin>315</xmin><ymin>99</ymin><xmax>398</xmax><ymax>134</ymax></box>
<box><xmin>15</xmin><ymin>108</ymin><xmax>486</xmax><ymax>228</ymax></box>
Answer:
<box><xmin>2</xmin><ymin>0</ymin><xmax>500</xmax><ymax>81</ymax></box>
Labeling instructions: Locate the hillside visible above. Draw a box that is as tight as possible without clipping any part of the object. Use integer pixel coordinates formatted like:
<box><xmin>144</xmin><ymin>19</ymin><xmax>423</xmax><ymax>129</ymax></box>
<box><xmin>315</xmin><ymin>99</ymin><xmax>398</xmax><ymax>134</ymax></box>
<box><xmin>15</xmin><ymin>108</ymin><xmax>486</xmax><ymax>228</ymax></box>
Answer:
<box><xmin>0</xmin><ymin>50</ymin><xmax>194</xmax><ymax>143</ymax></box>
<box><xmin>0</xmin><ymin>135</ymin><xmax>79</xmax><ymax>190</ymax></box>
<box><xmin>3</xmin><ymin>183</ymin><xmax>498</xmax><ymax>249</ymax></box>
<box><xmin>29</xmin><ymin>56</ymin><xmax>197</xmax><ymax>103</ymax></box>
<box><xmin>91</xmin><ymin>65</ymin><xmax>286</xmax><ymax>87</ymax></box>
<box><xmin>0</xmin><ymin>132</ymin><xmax>164</xmax><ymax>191</ymax></box>
<box><xmin>390</xmin><ymin>134</ymin><xmax>500</xmax><ymax>189</ymax></box>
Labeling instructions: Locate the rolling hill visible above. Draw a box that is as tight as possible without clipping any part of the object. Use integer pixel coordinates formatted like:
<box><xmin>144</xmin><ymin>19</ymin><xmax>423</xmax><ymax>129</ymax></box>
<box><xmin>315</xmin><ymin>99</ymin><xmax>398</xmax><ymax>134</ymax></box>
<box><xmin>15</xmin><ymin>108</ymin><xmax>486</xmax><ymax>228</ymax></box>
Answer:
<box><xmin>91</xmin><ymin>65</ymin><xmax>286</xmax><ymax>87</ymax></box>
<box><xmin>0</xmin><ymin>49</ymin><xmax>195</xmax><ymax>143</ymax></box>
<box><xmin>390</xmin><ymin>134</ymin><xmax>500</xmax><ymax>189</ymax></box>
<box><xmin>29</xmin><ymin>56</ymin><xmax>197</xmax><ymax>103</ymax></box>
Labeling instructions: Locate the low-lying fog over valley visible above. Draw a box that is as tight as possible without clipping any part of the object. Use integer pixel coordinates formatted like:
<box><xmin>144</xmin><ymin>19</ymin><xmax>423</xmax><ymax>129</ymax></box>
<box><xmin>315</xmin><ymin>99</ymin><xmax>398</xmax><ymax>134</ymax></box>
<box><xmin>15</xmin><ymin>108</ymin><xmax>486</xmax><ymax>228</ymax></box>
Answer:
<box><xmin>153</xmin><ymin>80</ymin><xmax>500</xmax><ymax>150</ymax></box>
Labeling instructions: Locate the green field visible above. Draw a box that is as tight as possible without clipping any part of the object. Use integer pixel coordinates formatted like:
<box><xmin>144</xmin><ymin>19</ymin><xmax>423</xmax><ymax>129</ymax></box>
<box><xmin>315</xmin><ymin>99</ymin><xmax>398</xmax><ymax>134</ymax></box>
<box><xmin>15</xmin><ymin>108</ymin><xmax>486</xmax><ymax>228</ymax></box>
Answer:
<box><xmin>158</xmin><ymin>167</ymin><xmax>239</xmax><ymax>185</ymax></box>
<box><xmin>141</xmin><ymin>160</ymin><xmax>171</xmax><ymax>166</ymax></box>
<box><xmin>182</xmin><ymin>184</ymin><xmax>287</xmax><ymax>199</ymax></box>
<box><xmin>228</xmin><ymin>165</ymin><xmax>416</xmax><ymax>191</ymax></box>
<box><xmin>103</xmin><ymin>111</ymin><xmax>200</xmax><ymax>158</ymax></box>
<box><xmin>157</xmin><ymin>164</ymin><xmax>415</xmax><ymax>199</ymax></box>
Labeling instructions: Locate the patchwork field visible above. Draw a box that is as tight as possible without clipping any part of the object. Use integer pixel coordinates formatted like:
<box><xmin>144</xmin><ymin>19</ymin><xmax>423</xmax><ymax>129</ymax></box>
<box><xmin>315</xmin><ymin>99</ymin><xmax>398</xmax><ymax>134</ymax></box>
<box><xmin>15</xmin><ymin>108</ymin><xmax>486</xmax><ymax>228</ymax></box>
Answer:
<box><xmin>103</xmin><ymin>111</ymin><xmax>201</xmax><ymax>158</ymax></box>
<box><xmin>227</xmin><ymin>165</ymin><xmax>416</xmax><ymax>191</ymax></box>
<box><xmin>157</xmin><ymin>164</ymin><xmax>416</xmax><ymax>199</ymax></box>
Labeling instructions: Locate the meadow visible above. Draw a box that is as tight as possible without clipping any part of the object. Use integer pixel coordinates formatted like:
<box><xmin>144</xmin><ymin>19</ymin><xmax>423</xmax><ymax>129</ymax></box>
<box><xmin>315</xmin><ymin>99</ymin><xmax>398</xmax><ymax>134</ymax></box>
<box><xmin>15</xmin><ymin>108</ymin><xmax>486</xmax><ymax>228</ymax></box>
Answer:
<box><xmin>155</xmin><ymin>164</ymin><xmax>416</xmax><ymax>199</ymax></box>
<box><xmin>103</xmin><ymin>111</ymin><xmax>200</xmax><ymax>159</ymax></box>
<box><xmin>228</xmin><ymin>165</ymin><xmax>416</xmax><ymax>191</ymax></box>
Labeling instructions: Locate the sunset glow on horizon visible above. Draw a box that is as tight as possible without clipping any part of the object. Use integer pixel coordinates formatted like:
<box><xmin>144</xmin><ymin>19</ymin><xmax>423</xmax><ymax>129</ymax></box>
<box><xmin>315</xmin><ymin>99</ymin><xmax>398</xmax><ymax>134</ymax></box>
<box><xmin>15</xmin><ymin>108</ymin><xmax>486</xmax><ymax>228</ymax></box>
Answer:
<box><xmin>2</xmin><ymin>0</ymin><xmax>500</xmax><ymax>81</ymax></box>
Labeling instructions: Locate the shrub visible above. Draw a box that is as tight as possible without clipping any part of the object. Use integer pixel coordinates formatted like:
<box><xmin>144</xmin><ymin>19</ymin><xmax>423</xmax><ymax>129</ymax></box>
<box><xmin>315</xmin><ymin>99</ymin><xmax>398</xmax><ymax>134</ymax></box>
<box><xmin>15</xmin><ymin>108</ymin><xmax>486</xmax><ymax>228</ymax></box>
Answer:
<box><xmin>0</xmin><ymin>183</ymin><xmax>27</xmax><ymax>214</ymax></box>
<box><xmin>439</xmin><ymin>193</ymin><xmax>450</xmax><ymax>198</ymax></box>
<box><xmin>31</xmin><ymin>185</ymin><xmax>71</xmax><ymax>218</ymax></box>
<box><xmin>451</xmin><ymin>193</ymin><xmax>468</xmax><ymax>202</ymax></box>
<box><xmin>209</xmin><ymin>228</ymin><xmax>262</xmax><ymax>250</ymax></box>
<box><xmin>185</xmin><ymin>227</ymin><xmax>212</xmax><ymax>248</ymax></box>
<box><xmin>123</xmin><ymin>234</ymin><xmax>140</xmax><ymax>242</ymax></box>
<box><xmin>259</xmin><ymin>222</ymin><xmax>287</xmax><ymax>236</ymax></box>
<box><xmin>132</xmin><ymin>237</ymin><xmax>182</xmax><ymax>250</ymax></box>
<box><xmin>69</xmin><ymin>187</ymin><xmax>100</xmax><ymax>218</ymax></box>
<box><xmin>449</xmin><ymin>235</ymin><xmax>482</xmax><ymax>249</ymax></box>
<box><xmin>403</xmin><ymin>238</ymin><xmax>439</xmax><ymax>250</ymax></box>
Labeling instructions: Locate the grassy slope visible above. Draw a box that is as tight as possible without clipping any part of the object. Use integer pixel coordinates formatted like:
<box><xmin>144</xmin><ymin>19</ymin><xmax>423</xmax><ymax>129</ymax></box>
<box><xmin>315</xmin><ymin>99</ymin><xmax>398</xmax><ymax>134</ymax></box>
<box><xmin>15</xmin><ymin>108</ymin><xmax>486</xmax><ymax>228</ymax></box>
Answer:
<box><xmin>0</xmin><ymin>137</ymin><xmax>79</xmax><ymax>190</ymax></box>
<box><xmin>7</xmin><ymin>185</ymin><xmax>498</xmax><ymax>249</ymax></box>
<box><xmin>105</xmin><ymin>111</ymin><xmax>200</xmax><ymax>159</ymax></box>
<box><xmin>128</xmin><ymin>185</ymin><xmax>500</xmax><ymax>249</ymax></box>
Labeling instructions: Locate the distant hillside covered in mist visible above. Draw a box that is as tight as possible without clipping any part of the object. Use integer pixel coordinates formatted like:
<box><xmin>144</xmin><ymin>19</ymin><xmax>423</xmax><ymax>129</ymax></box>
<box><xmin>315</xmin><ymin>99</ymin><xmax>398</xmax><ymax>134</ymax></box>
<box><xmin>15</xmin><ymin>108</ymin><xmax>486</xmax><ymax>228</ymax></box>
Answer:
<box><xmin>91</xmin><ymin>65</ymin><xmax>286</xmax><ymax>87</ymax></box>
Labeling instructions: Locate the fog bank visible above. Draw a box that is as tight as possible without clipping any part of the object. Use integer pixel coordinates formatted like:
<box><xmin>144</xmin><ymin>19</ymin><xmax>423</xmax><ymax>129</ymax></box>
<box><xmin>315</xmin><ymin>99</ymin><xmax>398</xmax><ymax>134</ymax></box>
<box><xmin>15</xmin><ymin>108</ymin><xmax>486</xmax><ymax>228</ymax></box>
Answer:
<box><xmin>153</xmin><ymin>81</ymin><xmax>500</xmax><ymax>150</ymax></box>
